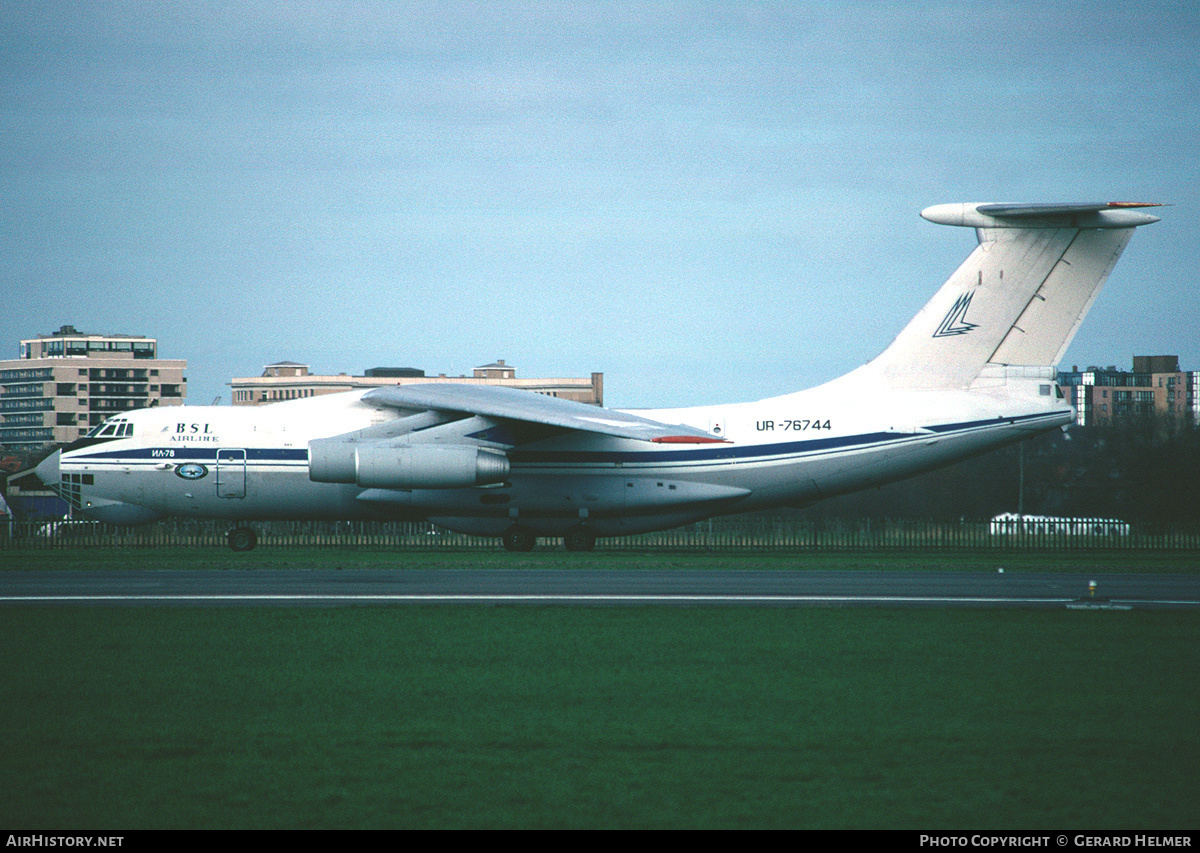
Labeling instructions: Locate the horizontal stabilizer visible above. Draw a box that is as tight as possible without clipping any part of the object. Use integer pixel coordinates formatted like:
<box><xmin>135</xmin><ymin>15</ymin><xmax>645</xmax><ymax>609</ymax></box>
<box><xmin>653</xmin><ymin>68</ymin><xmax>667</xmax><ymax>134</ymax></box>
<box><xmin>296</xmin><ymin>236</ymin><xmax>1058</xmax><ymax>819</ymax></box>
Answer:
<box><xmin>922</xmin><ymin>201</ymin><xmax>1162</xmax><ymax>230</ymax></box>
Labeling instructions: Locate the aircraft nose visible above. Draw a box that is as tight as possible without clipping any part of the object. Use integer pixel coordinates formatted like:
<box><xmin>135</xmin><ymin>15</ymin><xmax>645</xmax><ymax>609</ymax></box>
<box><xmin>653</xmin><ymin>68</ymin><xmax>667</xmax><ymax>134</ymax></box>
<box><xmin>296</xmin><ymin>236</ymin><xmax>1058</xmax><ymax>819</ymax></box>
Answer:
<box><xmin>34</xmin><ymin>449</ymin><xmax>61</xmax><ymax>491</ymax></box>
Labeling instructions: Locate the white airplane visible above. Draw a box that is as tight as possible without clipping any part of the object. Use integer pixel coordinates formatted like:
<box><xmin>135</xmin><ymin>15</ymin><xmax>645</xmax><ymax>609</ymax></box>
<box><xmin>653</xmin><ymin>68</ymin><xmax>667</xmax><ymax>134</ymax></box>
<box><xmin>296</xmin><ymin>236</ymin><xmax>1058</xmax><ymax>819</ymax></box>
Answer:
<box><xmin>37</xmin><ymin>201</ymin><xmax>1162</xmax><ymax>551</ymax></box>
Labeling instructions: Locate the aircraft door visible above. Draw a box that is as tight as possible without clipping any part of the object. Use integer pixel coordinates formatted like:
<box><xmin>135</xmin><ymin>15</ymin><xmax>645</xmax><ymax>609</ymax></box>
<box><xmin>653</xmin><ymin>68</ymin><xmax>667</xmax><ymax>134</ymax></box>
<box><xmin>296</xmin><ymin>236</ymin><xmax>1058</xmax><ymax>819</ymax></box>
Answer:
<box><xmin>216</xmin><ymin>448</ymin><xmax>247</xmax><ymax>499</ymax></box>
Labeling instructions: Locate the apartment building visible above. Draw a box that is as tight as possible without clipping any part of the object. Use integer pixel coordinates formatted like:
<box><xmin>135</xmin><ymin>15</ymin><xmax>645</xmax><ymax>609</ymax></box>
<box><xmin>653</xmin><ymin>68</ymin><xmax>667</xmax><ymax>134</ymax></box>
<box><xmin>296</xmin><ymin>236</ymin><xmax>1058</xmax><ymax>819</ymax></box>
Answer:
<box><xmin>1057</xmin><ymin>356</ymin><xmax>1199</xmax><ymax>428</ymax></box>
<box><xmin>0</xmin><ymin>325</ymin><xmax>187</xmax><ymax>450</ymax></box>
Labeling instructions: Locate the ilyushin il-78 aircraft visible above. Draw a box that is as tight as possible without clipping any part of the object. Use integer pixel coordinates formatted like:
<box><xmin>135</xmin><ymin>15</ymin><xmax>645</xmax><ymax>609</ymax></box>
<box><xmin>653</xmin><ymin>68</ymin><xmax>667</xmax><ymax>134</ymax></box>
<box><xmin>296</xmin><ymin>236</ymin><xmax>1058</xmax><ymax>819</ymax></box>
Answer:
<box><xmin>38</xmin><ymin>201</ymin><xmax>1162</xmax><ymax>551</ymax></box>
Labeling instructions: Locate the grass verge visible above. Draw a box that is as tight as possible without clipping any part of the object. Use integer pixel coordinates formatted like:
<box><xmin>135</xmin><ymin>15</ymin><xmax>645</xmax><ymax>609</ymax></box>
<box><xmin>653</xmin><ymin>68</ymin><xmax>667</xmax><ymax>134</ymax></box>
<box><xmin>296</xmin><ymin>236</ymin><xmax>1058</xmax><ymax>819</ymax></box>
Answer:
<box><xmin>1</xmin><ymin>605</ymin><xmax>1196</xmax><ymax>829</ymax></box>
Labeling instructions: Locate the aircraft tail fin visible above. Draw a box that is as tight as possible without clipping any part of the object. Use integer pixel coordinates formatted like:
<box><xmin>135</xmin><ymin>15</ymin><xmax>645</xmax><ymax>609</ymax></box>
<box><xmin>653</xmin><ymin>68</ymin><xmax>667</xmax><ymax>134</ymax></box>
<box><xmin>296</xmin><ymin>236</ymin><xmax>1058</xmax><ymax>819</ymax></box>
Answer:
<box><xmin>847</xmin><ymin>202</ymin><xmax>1162</xmax><ymax>390</ymax></box>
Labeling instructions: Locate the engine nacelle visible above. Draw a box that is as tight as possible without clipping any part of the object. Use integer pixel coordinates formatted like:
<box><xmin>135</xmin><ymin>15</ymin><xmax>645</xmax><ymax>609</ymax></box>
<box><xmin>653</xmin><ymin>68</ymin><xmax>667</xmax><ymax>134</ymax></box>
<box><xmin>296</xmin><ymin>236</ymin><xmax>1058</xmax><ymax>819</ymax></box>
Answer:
<box><xmin>309</xmin><ymin>441</ymin><xmax>509</xmax><ymax>489</ymax></box>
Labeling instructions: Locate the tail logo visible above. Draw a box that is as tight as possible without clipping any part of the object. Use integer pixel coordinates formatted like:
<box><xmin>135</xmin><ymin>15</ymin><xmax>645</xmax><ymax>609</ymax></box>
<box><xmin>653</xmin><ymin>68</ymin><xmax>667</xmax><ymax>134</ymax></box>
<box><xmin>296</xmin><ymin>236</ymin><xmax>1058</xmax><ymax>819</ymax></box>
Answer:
<box><xmin>933</xmin><ymin>291</ymin><xmax>979</xmax><ymax>337</ymax></box>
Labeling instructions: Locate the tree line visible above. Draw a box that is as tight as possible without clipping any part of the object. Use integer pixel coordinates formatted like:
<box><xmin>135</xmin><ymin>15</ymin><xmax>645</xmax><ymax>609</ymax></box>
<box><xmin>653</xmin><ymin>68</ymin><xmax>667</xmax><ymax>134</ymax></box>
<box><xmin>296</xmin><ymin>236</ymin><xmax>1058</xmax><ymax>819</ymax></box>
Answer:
<box><xmin>791</xmin><ymin>419</ymin><xmax>1200</xmax><ymax>525</ymax></box>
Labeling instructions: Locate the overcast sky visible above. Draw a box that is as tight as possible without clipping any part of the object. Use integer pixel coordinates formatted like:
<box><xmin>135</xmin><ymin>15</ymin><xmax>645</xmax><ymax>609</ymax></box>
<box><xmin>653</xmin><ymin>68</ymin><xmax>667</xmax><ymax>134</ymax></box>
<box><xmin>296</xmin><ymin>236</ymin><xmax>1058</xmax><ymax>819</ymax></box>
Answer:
<box><xmin>3</xmin><ymin>1</ymin><xmax>1197</xmax><ymax>408</ymax></box>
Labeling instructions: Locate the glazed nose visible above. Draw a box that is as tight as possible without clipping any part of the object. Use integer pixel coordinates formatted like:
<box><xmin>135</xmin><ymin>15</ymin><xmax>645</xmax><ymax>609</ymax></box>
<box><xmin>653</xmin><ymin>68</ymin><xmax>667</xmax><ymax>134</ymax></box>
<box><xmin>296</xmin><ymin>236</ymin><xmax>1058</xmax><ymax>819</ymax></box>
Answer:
<box><xmin>35</xmin><ymin>449</ymin><xmax>61</xmax><ymax>491</ymax></box>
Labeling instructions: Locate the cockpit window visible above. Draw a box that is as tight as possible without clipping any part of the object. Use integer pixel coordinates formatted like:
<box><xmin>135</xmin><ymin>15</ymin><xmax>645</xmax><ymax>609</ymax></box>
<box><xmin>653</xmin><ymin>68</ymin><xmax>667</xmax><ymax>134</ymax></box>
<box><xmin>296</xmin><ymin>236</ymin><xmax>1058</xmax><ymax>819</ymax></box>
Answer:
<box><xmin>87</xmin><ymin>420</ymin><xmax>133</xmax><ymax>439</ymax></box>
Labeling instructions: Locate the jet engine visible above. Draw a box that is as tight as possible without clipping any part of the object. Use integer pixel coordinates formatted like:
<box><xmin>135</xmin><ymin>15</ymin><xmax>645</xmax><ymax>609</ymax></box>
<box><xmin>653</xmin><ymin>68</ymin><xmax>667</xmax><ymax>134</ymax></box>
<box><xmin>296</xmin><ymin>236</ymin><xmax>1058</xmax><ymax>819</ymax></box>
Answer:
<box><xmin>309</xmin><ymin>441</ymin><xmax>510</xmax><ymax>489</ymax></box>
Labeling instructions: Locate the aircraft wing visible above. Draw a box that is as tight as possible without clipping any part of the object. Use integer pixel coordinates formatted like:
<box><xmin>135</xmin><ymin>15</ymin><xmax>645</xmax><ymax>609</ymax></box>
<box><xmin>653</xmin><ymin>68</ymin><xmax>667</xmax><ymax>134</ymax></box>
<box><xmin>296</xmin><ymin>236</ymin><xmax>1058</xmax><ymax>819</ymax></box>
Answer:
<box><xmin>362</xmin><ymin>384</ymin><xmax>726</xmax><ymax>444</ymax></box>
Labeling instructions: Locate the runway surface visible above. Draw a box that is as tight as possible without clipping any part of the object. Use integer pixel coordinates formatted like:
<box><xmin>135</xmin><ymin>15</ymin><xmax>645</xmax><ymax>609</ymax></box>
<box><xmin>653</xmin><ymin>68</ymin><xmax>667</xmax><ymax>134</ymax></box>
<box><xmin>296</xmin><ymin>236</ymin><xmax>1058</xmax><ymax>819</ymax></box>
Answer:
<box><xmin>3</xmin><ymin>567</ymin><xmax>1199</xmax><ymax>609</ymax></box>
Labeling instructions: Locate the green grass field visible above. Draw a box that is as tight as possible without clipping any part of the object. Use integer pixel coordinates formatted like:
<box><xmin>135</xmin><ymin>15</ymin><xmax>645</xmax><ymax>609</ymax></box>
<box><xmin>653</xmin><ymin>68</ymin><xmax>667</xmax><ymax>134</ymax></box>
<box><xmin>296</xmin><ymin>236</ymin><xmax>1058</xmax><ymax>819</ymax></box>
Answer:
<box><xmin>2</xmin><ymin>595</ymin><xmax>1197</xmax><ymax>828</ymax></box>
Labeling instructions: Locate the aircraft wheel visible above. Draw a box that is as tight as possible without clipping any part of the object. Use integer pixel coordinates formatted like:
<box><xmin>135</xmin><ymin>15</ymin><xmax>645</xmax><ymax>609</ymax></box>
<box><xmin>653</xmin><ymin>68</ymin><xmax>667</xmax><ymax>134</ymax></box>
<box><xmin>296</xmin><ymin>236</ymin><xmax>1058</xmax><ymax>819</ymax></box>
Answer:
<box><xmin>227</xmin><ymin>526</ymin><xmax>258</xmax><ymax>552</ymax></box>
<box><xmin>563</xmin><ymin>525</ymin><xmax>597</xmax><ymax>552</ymax></box>
<box><xmin>502</xmin><ymin>525</ymin><xmax>536</xmax><ymax>552</ymax></box>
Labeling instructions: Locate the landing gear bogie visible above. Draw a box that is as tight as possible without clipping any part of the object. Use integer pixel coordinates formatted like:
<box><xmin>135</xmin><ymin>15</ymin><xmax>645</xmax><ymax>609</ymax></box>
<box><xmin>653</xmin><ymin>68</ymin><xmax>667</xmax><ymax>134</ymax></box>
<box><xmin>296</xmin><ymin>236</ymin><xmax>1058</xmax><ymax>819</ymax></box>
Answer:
<box><xmin>502</xmin><ymin>524</ymin><xmax>537</xmax><ymax>552</ymax></box>
<box><xmin>227</xmin><ymin>526</ymin><xmax>258</xmax><ymax>552</ymax></box>
<box><xmin>563</xmin><ymin>525</ymin><xmax>597</xmax><ymax>552</ymax></box>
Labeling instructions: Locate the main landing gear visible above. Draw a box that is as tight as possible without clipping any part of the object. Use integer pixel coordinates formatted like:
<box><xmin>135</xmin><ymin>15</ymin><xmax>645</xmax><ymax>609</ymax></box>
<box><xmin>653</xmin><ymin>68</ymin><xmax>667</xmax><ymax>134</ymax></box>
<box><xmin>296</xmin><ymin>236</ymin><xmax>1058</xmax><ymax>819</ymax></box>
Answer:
<box><xmin>227</xmin><ymin>526</ymin><xmax>258</xmax><ymax>552</ymax></box>
<box><xmin>563</xmin><ymin>525</ymin><xmax>597</xmax><ymax>552</ymax></box>
<box><xmin>501</xmin><ymin>524</ymin><xmax>536</xmax><ymax>552</ymax></box>
<box><xmin>501</xmin><ymin>524</ymin><xmax>597</xmax><ymax>552</ymax></box>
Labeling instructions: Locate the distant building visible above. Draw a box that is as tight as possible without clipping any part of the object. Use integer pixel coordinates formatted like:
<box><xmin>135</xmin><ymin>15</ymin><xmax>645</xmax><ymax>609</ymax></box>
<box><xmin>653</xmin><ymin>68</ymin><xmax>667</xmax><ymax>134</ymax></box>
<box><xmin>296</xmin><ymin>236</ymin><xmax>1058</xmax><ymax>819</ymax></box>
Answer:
<box><xmin>0</xmin><ymin>325</ymin><xmax>187</xmax><ymax>451</ymax></box>
<box><xmin>229</xmin><ymin>359</ymin><xmax>603</xmax><ymax>406</ymax></box>
<box><xmin>1058</xmin><ymin>356</ymin><xmax>1200</xmax><ymax>428</ymax></box>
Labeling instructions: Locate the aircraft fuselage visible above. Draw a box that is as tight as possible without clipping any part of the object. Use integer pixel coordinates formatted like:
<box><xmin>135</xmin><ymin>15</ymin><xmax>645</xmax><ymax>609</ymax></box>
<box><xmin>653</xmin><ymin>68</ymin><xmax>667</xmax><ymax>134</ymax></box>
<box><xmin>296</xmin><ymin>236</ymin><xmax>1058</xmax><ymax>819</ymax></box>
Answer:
<box><xmin>35</xmin><ymin>200</ymin><xmax>1160</xmax><ymax>551</ymax></box>
<box><xmin>40</xmin><ymin>374</ymin><xmax>1071</xmax><ymax>540</ymax></box>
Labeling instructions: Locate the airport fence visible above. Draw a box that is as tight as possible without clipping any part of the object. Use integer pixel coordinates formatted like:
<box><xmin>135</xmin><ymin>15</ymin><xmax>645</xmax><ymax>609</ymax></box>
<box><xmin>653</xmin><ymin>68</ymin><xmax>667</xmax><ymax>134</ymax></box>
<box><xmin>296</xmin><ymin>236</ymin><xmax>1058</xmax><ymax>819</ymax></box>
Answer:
<box><xmin>4</xmin><ymin>516</ymin><xmax>1200</xmax><ymax>552</ymax></box>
